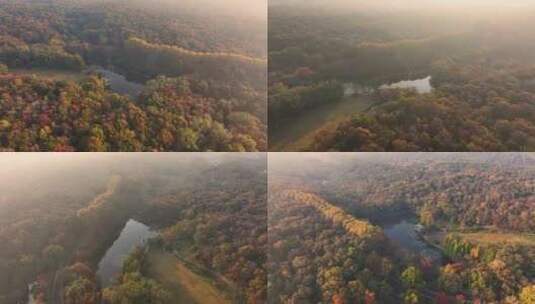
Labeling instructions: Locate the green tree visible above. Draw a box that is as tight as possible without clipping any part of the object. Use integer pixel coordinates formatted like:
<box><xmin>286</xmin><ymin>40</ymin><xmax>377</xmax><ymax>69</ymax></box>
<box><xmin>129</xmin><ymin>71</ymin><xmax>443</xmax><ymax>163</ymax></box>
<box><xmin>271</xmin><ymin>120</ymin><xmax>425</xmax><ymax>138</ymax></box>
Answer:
<box><xmin>401</xmin><ymin>266</ymin><xmax>424</xmax><ymax>289</ymax></box>
<box><xmin>404</xmin><ymin>289</ymin><xmax>420</xmax><ymax>304</ymax></box>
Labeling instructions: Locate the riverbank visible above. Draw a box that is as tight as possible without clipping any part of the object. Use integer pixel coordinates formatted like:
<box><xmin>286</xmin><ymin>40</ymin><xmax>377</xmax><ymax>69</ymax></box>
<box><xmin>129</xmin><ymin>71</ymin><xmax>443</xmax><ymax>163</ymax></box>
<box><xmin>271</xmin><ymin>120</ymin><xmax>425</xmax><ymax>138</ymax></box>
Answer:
<box><xmin>11</xmin><ymin>66</ymin><xmax>144</xmax><ymax>98</ymax></box>
<box><xmin>269</xmin><ymin>95</ymin><xmax>375</xmax><ymax>151</ymax></box>
<box><xmin>269</xmin><ymin>76</ymin><xmax>433</xmax><ymax>151</ymax></box>
<box><xmin>97</xmin><ymin>219</ymin><xmax>156</xmax><ymax>287</ymax></box>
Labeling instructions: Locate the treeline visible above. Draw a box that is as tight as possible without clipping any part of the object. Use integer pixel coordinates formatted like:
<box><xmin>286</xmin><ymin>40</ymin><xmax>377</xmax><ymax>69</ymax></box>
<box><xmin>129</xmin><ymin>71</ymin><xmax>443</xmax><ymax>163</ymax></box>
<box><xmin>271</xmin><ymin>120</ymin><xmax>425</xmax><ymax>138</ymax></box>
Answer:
<box><xmin>0</xmin><ymin>74</ymin><xmax>266</xmax><ymax>151</ymax></box>
<box><xmin>118</xmin><ymin>37</ymin><xmax>267</xmax><ymax>87</ymax></box>
<box><xmin>284</xmin><ymin>190</ymin><xmax>383</xmax><ymax>240</ymax></box>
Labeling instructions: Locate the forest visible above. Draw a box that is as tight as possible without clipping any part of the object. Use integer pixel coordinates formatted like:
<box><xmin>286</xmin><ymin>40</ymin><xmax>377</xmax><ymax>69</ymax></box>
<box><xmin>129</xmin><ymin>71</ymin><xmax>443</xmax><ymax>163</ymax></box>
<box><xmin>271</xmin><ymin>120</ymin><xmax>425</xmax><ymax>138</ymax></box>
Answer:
<box><xmin>268</xmin><ymin>1</ymin><xmax>535</xmax><ymax>151</ymax></box>
<box><xmin>268</xmin><ymin>153</ymin><xmax>535</xmax><ymax>303</ymax></box>
<box><xmin>0</xmin><ymin>0</ymin><xmax>267</xmax><ymax>151</ymax></box>
<box><xmin>0</xmin><ymin>153</ymin><xmax>267</xmax><ymax>304</ymax></box>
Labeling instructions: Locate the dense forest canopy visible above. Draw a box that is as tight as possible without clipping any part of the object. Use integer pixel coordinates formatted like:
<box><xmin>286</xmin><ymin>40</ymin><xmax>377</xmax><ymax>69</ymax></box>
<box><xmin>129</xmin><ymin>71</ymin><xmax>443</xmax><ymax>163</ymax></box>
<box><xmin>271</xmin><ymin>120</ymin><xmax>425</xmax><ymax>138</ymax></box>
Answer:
<box><xmin>268</xmin><ymin>153</ymin><xmax>535</xmax><ymax>303</ymax></box>
<box><xmin>268</xmin><ymin>1</ymin><xmax>535</xmax><ymax>151</ymax></box>
<box><xmin>0</xmin><ymin>153</ymin><xmax>267</xmax><ymax>304</ymax></box>
<box><xmin>0</xmin><ymin>0</ymin><xmax>267</xmax><ymax>151</ymax></box>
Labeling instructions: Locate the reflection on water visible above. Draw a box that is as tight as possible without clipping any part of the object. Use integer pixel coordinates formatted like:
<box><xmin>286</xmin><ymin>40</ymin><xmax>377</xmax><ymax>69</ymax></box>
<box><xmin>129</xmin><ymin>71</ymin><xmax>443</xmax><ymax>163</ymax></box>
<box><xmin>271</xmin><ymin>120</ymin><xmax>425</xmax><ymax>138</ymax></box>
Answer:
<box><xmin>27</xmin><ymin>283</ymin><xmax>36</xmax><ymax>304</ymax></box>
<box><xmin>343</xmin><ymin>83</ymin><xmax>375</xmax><ymax>97</ymax></box>
<box><xmin>87</xmin><ymin>67</ymin><xmax>144</xmax><ymax>98</ymax></box>
<box><xmin>383</xmin><ymin>220</ymin><xmax>442</xmax><ymax>263</ymax></box>
<box><xmin>380</xmin><ymin>76</ymin><xmax>433</xmax><ymax>93</ymax></box>
<box><xmin>97</xmin><ymin>219</ymin><xmax>156</xmax><ymax>287</ymax></box>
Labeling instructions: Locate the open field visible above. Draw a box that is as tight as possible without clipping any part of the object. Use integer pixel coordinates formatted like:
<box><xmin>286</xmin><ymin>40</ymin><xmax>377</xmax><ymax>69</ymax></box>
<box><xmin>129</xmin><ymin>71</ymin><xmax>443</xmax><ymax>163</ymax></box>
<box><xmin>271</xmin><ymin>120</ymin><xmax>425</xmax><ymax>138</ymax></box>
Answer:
<box><xmin>424</xmin><ymin>229</ymin><xmax>535</xmax><ymax>247</ymax></box>
<box><xmin>459</xmin><ymin>232</ymin><xmax>535</xmax><ymax>246</ymax></box>
<box><xmin>146</xmin><ymin>250</ymin><xmax>231</xmax><ymax>304</ymax></box>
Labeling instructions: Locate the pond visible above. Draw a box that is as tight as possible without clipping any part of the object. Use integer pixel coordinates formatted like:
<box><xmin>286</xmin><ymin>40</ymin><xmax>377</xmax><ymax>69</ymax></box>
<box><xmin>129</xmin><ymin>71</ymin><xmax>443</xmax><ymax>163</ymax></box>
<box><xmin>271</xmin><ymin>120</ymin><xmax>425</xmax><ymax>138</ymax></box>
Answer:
<box><xmin>383</xmin><ymin>219</ymin><xmax>442</xmax><ymax>264</ymax></box>
<box><xmin>86</xmin><ymin>67</ymin><xmax>144</xmax><ymax>98</ymax></box>
<box><xmin>380</xmin><ymin>76</ymin><xmax>433</xmax><ymax>94</ymax></box>
<box><xmin>96</xmin><ymin>219</ymin><xmax>156</xmax><ymax>287</ymax></box>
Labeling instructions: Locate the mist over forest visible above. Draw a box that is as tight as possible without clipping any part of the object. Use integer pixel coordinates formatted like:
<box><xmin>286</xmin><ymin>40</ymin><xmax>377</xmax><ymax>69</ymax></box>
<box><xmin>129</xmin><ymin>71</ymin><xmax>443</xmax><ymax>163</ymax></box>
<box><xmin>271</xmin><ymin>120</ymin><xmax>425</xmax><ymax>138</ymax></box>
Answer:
<box><xmin>0</xmin><ymin>153</ymin><xmax>267</xmax><ymax>303</ymax></box>
<box><xmin>269</xmin><ymin>0</ymin><xmax>535</xmax><ymax>151</ymax></box>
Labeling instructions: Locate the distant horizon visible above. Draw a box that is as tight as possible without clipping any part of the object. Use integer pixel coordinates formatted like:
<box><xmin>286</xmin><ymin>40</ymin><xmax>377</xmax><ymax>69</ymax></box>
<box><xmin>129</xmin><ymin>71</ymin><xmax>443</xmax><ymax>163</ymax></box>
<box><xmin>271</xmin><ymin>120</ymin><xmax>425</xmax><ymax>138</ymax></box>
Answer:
<box><xmin>268</xmin><ymin>0</ymin><xmax>535</xmax><ymax>10</ymax></box>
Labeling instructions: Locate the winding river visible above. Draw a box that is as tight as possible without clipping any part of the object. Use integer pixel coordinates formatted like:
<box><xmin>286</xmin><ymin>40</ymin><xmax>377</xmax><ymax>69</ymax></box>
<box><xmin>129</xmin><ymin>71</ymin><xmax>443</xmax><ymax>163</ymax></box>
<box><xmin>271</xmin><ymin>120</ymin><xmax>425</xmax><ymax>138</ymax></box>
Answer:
<box><xmin>96</xmin><ymin>219</ymin><xmax>156</xmax><ymax>287</ymax></box>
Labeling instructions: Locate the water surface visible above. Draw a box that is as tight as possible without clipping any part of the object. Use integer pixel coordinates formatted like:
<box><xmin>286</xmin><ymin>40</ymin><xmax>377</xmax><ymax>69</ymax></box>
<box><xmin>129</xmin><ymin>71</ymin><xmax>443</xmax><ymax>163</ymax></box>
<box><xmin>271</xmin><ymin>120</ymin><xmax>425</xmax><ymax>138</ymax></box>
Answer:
<box><xmin>27</xmin><ymin>283</ymin><xmax>36</xmax><ymax>304</ymax></box>
<box><xmin>88</xmin><ymin>67</ymin><xmax>144</xmax><ymax>98</ymax></box>
<box><xmin>97</xmin><ymin>219</ymin><xmax>156</xmax><ymax>287</ymax></box>
<box><xmin>383</xmin><ymin>219</ymin><xmax>442</xmax><ymax>263</ymax></box>
<box><xmin>380</xmin><ymin>76</ymin><xmax>432</xmax><ymax>93</ymax></box>
<box><xmin>343</xmin><ymin>83</ymin><xmax>375</xmax><ymax>97</ymax></box>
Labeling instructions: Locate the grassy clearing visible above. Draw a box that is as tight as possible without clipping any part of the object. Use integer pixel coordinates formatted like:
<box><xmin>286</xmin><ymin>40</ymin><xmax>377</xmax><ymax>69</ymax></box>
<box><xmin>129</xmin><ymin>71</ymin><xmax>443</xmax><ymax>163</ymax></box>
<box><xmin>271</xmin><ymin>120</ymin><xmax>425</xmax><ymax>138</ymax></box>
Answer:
<box><xmin>146</xmin><ymin>250</ymin><xmax>231</xmax><ymax>304</ymax></box>
<box><xmin>424</xmin><ymin>229</ymin><xmax>535</xmax><ymax>248</ymax></box>
<box><xmin>459</xmin><ymin>232</ymin><xmax>535</xmax><ymax>246</ymax></box>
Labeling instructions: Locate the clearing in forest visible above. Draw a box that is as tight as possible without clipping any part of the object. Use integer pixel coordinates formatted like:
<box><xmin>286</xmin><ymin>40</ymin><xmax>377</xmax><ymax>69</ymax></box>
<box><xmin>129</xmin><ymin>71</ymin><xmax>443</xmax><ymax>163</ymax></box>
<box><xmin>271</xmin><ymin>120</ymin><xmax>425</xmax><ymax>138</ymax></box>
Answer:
<box><xmin>146</xmin><ymin>250</ymin><xmax>231</xmax><ymax>304</ymax></box>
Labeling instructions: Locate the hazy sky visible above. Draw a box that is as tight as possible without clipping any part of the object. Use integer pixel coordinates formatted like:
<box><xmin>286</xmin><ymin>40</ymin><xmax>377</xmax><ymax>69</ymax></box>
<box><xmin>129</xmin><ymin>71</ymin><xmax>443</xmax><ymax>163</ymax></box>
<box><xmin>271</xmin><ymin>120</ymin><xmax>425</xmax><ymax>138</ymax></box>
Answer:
<box><xmin>269</xmin><ymin>0</ymin><xmax>535</xmax><ymax>10</ymax></box>
<box><xmin>0</xmin><ymin>153</ymin><xmax>265</xmax><ymax>205</ymax></box>
<box><xmin>146</xmin><ymin>0</ymin><xmax>267</xmax><ymax>19</ymax></box>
